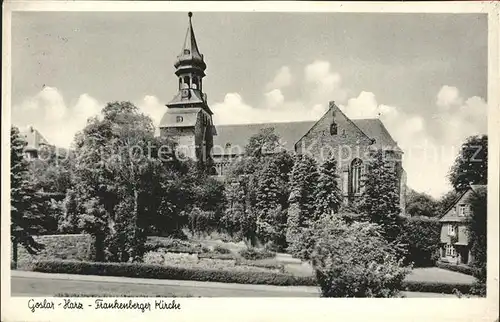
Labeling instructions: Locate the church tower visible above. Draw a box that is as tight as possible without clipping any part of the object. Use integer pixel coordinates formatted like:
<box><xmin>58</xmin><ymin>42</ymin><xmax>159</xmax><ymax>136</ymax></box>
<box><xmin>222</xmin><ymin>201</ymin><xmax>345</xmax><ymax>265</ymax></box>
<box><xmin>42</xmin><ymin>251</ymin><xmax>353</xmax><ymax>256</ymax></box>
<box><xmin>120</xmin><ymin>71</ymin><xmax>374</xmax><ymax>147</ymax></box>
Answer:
<box><xmin>159</xmin><ymin>12</ymin><xmax>216</xmax><ymax>169</ymax></box>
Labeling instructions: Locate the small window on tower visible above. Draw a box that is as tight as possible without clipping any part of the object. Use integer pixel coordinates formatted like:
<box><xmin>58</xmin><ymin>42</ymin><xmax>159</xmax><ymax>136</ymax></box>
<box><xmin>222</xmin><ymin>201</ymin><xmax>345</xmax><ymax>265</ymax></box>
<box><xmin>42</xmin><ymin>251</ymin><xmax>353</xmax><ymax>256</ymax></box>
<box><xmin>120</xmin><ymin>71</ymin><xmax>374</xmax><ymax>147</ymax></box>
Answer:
<box><xmin>184</xmin><ymin>49</ymin><xmax>190</xmax><ymax>55</ymax></box>
<box><xmin>176</xmin><ymin>116</ymin><xmax>183</xmax><ymax>123</ymax></box>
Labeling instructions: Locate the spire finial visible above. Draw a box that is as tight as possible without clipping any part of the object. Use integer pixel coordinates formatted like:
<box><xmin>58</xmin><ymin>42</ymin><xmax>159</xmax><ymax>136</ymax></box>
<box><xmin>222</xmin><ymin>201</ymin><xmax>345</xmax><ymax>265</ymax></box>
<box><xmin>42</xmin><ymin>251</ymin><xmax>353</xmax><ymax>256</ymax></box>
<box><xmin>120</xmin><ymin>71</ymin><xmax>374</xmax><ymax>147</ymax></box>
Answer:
<box><xmin>188</xmin><ymin>12</ymin><xmax>193</xmax><ymax>19</ymax></box>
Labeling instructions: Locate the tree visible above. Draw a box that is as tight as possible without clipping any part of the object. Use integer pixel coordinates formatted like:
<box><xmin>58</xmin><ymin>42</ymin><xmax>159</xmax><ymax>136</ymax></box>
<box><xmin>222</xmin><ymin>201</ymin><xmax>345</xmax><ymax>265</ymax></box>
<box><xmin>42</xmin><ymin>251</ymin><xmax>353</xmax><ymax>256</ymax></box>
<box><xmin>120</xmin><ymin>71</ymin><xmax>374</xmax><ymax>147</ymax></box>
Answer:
<box><xmin>359</xmin><ymin>149</ymin><xmax>402</xmax><ymax>244</ymax></box>
<box><xmin>466</xmin><ymin>185</ymin><xmax>487</xmax><ymax>295</ymax></box>
<box><xmin>398</xmin><ymin>216</ymin><xmax>441</xmax><ymax>267</ymax></box>
<box><xmin>310</xmin><ymin>214</ymin><xmax>410</xmax><ymax>297</ymax></box>
<box><xmin>286</xmin><ymin>154</ymin><xmax>319</xmax><ymax>257</ymax></box>
<box><xmin>244</xmin><ymin>127</ymin><xmax>281</xmax><ymax>158</ymax></box>
<box><xmin>10</xmin><ymin>126</ymin><xmax>46</xmax><ymax>269</ymax></box>
<box><xmin>314</xmin><ymin>157</ymin><xmax>342</xmax><ymax>219</ymax></box>
<box><xmin>435</xmin><ymin>189</ymin><xmax>461</xmax><ymax>216</ymax></box>
<box><xmin>449</xmin><ymin>135</ymin><xmax>487</xmax><ymax>192</ymax></box>
<box><xmin>73</xmin><ymin>101</ymin><xmax>163</xmax><ymax>262</ymax></box>
<box><xmin>405</xmin><ymin>188</ymin><xmax>438</xmax><ymax>218</ymax></box>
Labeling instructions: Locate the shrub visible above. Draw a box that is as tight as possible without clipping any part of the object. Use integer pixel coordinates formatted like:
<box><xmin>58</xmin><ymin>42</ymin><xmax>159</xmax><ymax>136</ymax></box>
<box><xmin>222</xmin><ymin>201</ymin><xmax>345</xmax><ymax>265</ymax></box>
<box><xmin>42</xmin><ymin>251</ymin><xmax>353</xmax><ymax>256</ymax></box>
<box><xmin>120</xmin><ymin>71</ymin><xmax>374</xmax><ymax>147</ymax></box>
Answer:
<box><xmin>197</xmin><ymin>253</ymin><xmax>236</xmax><ymax>260</ymax></box>
<box><xmin>436</xmin><ymin>261</ymin><xmax>475</xmax><ymax>276</ymax></box>
<box><xmin>235</xmin><ymin>259</ymin><xmax>285</xmax><ymax>272</ymax></box>
<box><xmin>13</xmin><ymin>234</ymin><xmax>92</xmax><ymax>270</ymax></box>
<box><xmin>213</xmin><ymin>245</ymin><xmax>232</xmax><ymax>254</ymax></box>
<box><xmin>398</xmin><ymin>216</ymin><xmax>441</xmax><ymax>267</ymax></box>
<box><xmin>238</xmin><ymin>247</ymin><xmax>275</xmax><ymax>260</ymax></box>
<box><xmin>32</xmin><ymin>260</ymin><xmax>316</xmax><ymax>286</ymax></box>
<box><xmin>402</xmin><ymin>281</ymin><xmax>473</xmax><ymax>294</ymax></box>
<box><xmin>310</xmin><ymin>214</ymin><xmax>410</xmax><ymax>297</ymax></box>
<box><xmin>144</xmin><ymin>237</ymin><xmax>209</xmax><ymax>254</ymax></box>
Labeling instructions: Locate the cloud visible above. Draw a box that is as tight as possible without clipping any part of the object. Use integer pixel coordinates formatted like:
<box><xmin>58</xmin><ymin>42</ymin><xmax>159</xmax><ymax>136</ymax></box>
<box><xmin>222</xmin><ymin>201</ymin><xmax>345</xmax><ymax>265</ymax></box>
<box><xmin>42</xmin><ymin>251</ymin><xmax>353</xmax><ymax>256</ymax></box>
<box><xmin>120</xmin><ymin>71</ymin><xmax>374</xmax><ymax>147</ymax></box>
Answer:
<box><xmin>12</xmin><ymin>87</ymin><xmax>104</xmax><ymax>148</ymax></box>
<box><xmin>266</xmin><ymin>66</ymin><xmax>292</xmax><ymax>90</ymax></box>
<box><xmin>12</xmin><ymin>88</ymin><xmax>169</xmax><ymax>148</ymax></box>
<box><xmin>264</xmin><ymin>89</ymin><xmax>285</xmax><ymax>109</ymax></box>
<box><xmin>436</xmin><ymin>85</ymin><xmax>463</xmax><ymax>108</ymax></box>
<box><xmin>304</xmin><ymin>61</ymin><xmax>347</xmax><ymax>110</ymax></box>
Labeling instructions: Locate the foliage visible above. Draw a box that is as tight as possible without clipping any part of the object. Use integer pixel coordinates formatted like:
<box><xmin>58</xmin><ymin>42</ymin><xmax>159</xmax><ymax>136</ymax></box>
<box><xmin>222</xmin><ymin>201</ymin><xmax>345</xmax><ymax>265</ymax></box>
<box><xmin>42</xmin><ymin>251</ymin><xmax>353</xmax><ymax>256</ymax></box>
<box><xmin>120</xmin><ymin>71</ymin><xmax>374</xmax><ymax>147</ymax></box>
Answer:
<box><xmin>28</xmin><ymin>145</ymin><xmax>74</xmax><ymax>195</ymax></box>
<box><xmin>238</xmin><ymin>247</ymin><xmax>276</xmax><ymax>260</ymax></box>
<box><xmin>398</xmin><ymin>216</ymin><xmax>441</xmax><ymax>267</ymax></box>
<box><xmin>435</xmin><ymin>189</ymin><xmax>461</xmax><ymax>216</ymax></box>
<box><xmin>58</xmin><ymin>189</ymin><xmax>81</xmax><ymax>233</ymax></box>
<box><xmin>144</xmin><ymin>237</ymin><xmax>209</xmax><ymax>254</ymax></box>
<box><xmin>11</xmin><ymin>126</ymin><xmax>46</xmax><ymax>268</ymax></box>
<box><xmin>436</xmin><ymin>261</ymin><xmax>475</xmax><ymax>276</ymax></box>
<box><xmin>402</xmin><ymin>281</ymin><xmax>474</xmax><ymax>295</ymax></box>
<box><xmin>286</xmin><ymin>154</ymin><xmax>319</xmax><ymax>257</ymax></box>
<box><xmin>244</xmin><ymin>127</ymin><xmax>282</xmax><ymax>157</ymax></box>
<box><xmin>405</xmin><ymin>188</ymin><xmax>439</xmax><ymax>217</ymax></box>
<box><xmin>359</xmin><ymin>149</ymin><xmax>402</xmax><ymax>244</ymax></box>
<box><xmin>72</xmin><ymin>101</ymin><xmax>166</xmax><ymax>262</ymax></box>
<box><xmin>33</xmin><ymin>260</ymin><xmax>317</xmax><ymax>286</ymax></box>
<box><xmin>448</xmin><ymin>135</ymin><xmax>488</xmax><ymax>192</ymax></box>
<box><xmin>213</xmin><ymin>245</ymin><xmax>232</xmax><ymax>254</ymax></box>
<box><xmin>466</xmin><ymin>185</ymin><xmax>487</xmax><ymax>295</ymax></box>
<box><xmin>187</xmin><ymin>207</ymin><xmax>217</xmax><ymax>237</ymax></box>
<box><xmin>310</xmin><ymin>214</ymin><xmax>410</xmax><ymax>297</ymax></box>
<box><xmin>12</xmin><ymin>234</ymin><xmax>92</xmax><ymax>270</ymax></box>
<box><xmin>314</xmin><ymin>156</ymin><xmax>342</xmax><ymax>218</ymax></box>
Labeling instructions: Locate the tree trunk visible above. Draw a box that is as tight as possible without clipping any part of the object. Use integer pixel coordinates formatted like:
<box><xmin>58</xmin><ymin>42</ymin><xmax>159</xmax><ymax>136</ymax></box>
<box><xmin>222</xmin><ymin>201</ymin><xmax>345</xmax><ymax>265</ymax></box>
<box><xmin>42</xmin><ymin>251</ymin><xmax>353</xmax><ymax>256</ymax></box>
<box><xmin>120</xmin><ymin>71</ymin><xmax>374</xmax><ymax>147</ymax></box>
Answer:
<box><xmin>12</xmin><ymin>238</ymin><xmax>18</xmax><ymax>270</ymax></box>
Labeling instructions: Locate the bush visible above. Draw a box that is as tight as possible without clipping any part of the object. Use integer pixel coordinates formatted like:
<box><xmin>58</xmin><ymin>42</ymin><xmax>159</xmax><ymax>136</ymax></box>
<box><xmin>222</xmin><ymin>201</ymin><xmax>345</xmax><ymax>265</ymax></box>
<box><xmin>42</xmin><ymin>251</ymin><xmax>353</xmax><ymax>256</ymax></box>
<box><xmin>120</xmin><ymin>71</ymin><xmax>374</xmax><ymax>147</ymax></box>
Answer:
<box><xmin>12</xmin><ymin>234</ymin><xmax>92</xmax><ymax>270</ymax></box>
<box><xmin>238</xmin><ymin>247</ymin><xmax>275</xmax><ymax>260</ymax></box>
<box><xmin>436</xmin><ymin>261</ymin><xmax>475</xmax><ymax>276</ymax></box>
<box><xmin>402</xmin><ymin>281</ymin><xmax>473</xmax><ymax>294</ymax></box>
<box><xmin>310</xmin><ymin>215</ymin><xmax>410</xmax><ymax>297</ymax></box>
<box><xmin>235</xmin><ymin>259</ymin><xmax>285</xmax><ymax>272</ymax></box>
<box><xmin>213</xmin><ymin>245</ymin><xmax>232</xmax><ymax>254</ymax></box>
<box><xmin>32</xmin><ymin>260</ymin><xmax>316</xmax><ymax>286</ymax></box>
<box><xmin>144</xmin><ymin>237</ymin><xmax>209</xmax><ymax>254</ymax></box>
<box><xmin>197</xmin><ymin>253</ymin><xmax>236</xmax><ymax>260</ymax></box>
<box><xmin>398</xmin><ymin>216</ymin><xmax>441</xmax><ymax>267</ymax></box>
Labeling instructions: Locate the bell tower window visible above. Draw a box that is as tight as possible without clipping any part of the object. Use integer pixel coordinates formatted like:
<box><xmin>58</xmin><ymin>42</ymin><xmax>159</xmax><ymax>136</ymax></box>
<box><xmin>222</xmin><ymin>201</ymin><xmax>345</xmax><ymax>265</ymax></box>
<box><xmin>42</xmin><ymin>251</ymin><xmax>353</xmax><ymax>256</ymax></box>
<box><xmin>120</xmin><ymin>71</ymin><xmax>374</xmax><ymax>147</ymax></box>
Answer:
<box><xmin>184</xmin><ymin>76</ymin><xmax>190</xmax><ymax>88</ymax></box>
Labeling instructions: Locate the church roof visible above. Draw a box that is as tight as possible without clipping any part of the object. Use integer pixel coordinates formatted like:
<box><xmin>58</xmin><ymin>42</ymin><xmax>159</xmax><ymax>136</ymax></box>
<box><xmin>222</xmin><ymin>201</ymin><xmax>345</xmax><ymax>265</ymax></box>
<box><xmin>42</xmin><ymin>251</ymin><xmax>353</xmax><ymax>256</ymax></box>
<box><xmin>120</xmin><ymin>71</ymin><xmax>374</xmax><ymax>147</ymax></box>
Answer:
<box><xmin>353</xmin><ymin>118</ymin><xmax>401</xmax><ymax>152</ymax></box>
<box><xmin>212</xmin><ymin>121</ymin><xmax>315</xmax><ymax>155</ymax></box>
<box><xmin>159</xmin><ymin>107</ymin><xmax>201</xmax><ymax>128</ymax></box>
<box><xmin>212</xmin><ymin>118</ymin><xmax>402</xmax><ymax>156</ymax></box>
<box><xmin>19</xmin><ymin>126</ymin><xmax>49</xmax><ymax>151</ymax></box>
<box><xmin>174</xmin><ymin>12</ymin><xmax>206</xmax><ymax>71</ymax></box>
<box><xmin>167</xmin><ymin>88</ymin><xmax>207</xmax><ymax>109</ymax></box>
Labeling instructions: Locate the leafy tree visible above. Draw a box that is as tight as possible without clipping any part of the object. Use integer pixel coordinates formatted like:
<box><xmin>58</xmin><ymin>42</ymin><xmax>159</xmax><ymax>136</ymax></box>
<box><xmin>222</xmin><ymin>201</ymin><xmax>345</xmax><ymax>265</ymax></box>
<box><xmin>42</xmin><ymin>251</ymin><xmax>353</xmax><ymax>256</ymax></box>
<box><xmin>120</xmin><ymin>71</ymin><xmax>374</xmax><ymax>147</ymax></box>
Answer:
<box><xmin>359</xmin><ymin>149</ymin><xmax>402</xmax><ymax>244</ymax></box>
<box><xmin>10</xmin><ymin>126</ymin><xmax>46</xmax><ymax>268</ymax></box>
<box><xmin>314</xmin><ymin>157</ymin><xmax>342</xmax><ymax>218</ymax></box>
<box><xmin>405</xmin><ymin>188</ymin><xmax>438</xmax><ymax>218</ymax></box>
<box><xmin>244</xmin><ymin>127</ymin><xmax>281</xmax><ymax>158</ymax></box>
<box><xmin>398</xmin><ymin>216</ymin><xmax>441</xmax><ymax>267</ymax></box>
<box><xmin>449</xmin><ymin>135</ymin><xmax>487</xmax><ymax>192</ymax></box>
<box><xmin>466</xmin><ymin>185</ymin><xmax>487</xmax><ymax>295</ymax></box>
<box><xmin>310</xmin><ymin>214</ymin><xmax>410</xmax><ymax>297</ymax></box>
<box><xmin>58</xmin><ymin>189</ymin><xmax>80</xmax><ymax>233</ymax></box>
<box><xmin>435</xmin><ymin>189</ymin><xmax>461</xmax><ymax>216</ymax></box>
<box><xmin>73</xmin><ymin>101</ymin><xmax>162</xmax><ymax>262</ymax></box>
<box><xmin>29</xmin><ymin>145</ymin><xmax>74</xmax><ymax>195</ymax></box>
<box><xmin>286</xmin><ymin>154</ymin><xmax>319</xmax><ymax>257</ymax></box>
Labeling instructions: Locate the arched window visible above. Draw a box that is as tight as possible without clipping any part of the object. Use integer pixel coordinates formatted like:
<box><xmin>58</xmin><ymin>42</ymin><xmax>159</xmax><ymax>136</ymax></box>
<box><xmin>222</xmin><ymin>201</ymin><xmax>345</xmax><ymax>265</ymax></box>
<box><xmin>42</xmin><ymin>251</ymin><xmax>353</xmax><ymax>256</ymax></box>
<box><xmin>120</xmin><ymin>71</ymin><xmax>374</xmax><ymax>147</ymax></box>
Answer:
<box><xmin>184</xmin><ymin>76</ymin><xmax>190</xmax><ymax>87</ymax></box>
<box><xmin>350</xmin><ymin>158</ymin><xmax>362</xmax><ymax>195</ymax></box>
<box><xmin>179</xmin><ymin>77</ymin><xmax>182</xmax><ymax>89</ymax></box>
<box><xmin>192</xmin><ymin>77</ymin><xmax>198</xmax><ymax>89</ymax></box>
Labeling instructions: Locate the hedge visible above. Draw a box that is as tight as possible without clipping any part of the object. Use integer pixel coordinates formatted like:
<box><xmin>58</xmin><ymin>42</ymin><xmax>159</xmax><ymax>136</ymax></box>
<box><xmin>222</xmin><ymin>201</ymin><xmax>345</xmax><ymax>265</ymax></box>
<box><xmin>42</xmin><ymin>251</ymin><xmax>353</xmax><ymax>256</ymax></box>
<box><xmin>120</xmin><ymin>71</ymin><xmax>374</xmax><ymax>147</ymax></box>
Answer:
<box><xmin>403</xmin><ymin>281</ymin><xmax>473</xmax><ymax>294</ymax></box>
<box><xmin>436</xmin><ymin>261</ymin><xmax>475</xmax><ymax>276</ymax></box>
<box><xmin>32</xmin><ymin>260</ymin><xmax>317</xmax><ymax>286</ymax></box>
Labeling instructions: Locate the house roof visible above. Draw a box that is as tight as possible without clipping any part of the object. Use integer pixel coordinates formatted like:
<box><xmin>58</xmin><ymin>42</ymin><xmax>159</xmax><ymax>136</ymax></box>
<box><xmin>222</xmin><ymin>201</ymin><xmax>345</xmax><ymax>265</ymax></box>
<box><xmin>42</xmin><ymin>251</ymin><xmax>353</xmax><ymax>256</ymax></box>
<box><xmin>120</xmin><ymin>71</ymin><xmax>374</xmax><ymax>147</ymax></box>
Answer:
<box><xmin>19</xmin><ymin>126</ymin><xmax>49</xmax><ymax>151</ymax></box>
<box><xmin>439</xmin><ymin>184</ymin><xmax>487</xmax><ymax>222</ymax></box>
<box><xmin>353</xmin><ymin>118</ymin><xmax>402</xmax><ymax>152</ymax></box>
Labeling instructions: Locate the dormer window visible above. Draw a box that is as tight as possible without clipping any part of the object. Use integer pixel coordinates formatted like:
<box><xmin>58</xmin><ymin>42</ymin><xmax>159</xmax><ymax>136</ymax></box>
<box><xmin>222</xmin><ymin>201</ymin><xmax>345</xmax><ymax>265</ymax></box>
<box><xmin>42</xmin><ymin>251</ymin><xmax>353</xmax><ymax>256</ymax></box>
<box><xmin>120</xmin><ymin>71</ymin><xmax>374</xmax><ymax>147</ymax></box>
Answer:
<box><xmin>184</xmin><ymin>49</ymin><xmax>190</xmax><ymax>55</ymax></box>
<box><xmin>330</xmin><ymin>122</ymin><xmax>338</xmax><ymax>135</ymax></box>
<box><xmin>225</xmin><ymin>143</ymin><xmax>232</xmax><ymax>149</ymax></box>
<box><xmin>176</xmin><ymin>116</ymin><xmax>183</xmax><ymax>123</ymax></box>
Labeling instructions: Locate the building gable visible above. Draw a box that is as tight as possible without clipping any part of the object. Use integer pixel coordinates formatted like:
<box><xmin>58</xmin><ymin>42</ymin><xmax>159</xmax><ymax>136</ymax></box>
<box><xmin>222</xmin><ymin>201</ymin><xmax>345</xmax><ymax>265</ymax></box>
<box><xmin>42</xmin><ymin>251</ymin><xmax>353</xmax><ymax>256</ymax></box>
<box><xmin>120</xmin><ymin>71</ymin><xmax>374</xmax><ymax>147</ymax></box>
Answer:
<box><xmin>295</xmin><ymin>101</ymin><xmax>373</xmax><ymax>165</ymax></box>
<box><xmin>439</xmin><ymin>189</ymin><xmax>475</xmax><ymax>223</ymax></box>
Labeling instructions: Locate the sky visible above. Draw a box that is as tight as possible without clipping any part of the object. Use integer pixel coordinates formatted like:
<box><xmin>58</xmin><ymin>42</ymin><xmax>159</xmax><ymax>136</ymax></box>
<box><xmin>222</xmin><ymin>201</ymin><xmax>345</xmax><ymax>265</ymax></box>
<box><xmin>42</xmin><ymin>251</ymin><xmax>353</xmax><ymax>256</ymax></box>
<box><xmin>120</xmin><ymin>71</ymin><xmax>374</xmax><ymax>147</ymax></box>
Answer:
<box><xmin>10</xmin><ymin>11</ymin><xmax>488</xmax><ymax>198</ymax></box>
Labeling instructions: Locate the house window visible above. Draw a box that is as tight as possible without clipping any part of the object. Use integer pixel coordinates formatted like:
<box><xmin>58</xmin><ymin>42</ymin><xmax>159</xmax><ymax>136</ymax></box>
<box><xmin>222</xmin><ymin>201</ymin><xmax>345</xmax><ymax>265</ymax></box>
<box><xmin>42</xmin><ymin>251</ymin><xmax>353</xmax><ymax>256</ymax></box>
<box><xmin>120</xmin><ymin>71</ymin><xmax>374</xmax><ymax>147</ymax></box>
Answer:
<box><xmin>330</xmin><ymin>122</ymin><xmax>338</xmax><ymax>135</ymax></box>
<box><xmin>447</xmin><ymin>224</ymin><xmax>457</xmax><ymax>236</ymax></box>
<box><xmin>176</xmin><ymin>116</ymin><xmax>183</xmax><ymax>123</ymax></box>
<box><xmin>445</xmin><ymin>244</ymin><xmax>456</xmax><ymax>257</ymax></box>
<box><xmin>350</xmin><ymin>158</ymin><xmax>363</xmax><ymax>195</ymax></box>
<box><xmin>458</xmin><ymin>204</ymin><xmax>467</xmax><ymax>217</ymax></box>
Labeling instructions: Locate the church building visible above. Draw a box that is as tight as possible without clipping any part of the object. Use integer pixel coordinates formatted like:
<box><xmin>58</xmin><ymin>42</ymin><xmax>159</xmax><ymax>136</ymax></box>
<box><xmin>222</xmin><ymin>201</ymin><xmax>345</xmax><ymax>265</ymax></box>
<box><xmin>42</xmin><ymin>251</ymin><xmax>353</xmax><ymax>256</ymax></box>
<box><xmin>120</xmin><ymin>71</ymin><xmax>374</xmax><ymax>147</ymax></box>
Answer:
<box><xmin>159</xmin><ymin>13</ymin><xmax>407</xmax><ymax>210</ymax></box>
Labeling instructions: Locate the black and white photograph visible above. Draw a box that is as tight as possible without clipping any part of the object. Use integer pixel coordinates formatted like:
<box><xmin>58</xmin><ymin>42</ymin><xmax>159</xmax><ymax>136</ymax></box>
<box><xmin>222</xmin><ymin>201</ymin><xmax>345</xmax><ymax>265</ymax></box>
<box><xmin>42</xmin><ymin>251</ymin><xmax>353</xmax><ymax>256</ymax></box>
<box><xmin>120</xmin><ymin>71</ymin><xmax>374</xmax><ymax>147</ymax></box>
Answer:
<box><xmin>2</xmin><ymin>2</ymin><xmax>499</xmax><ymax>321</ymax></box>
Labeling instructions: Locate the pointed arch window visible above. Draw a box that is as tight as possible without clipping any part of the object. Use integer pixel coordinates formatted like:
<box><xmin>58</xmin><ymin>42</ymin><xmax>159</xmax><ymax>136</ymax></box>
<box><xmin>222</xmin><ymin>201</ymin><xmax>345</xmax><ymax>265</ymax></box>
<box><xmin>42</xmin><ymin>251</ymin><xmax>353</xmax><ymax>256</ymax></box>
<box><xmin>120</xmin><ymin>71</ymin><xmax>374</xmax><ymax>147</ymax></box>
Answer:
<box><xmin>350</xmin><ymin>158</ymin><xmax>363</xmax><ymax>195</ymax></box>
